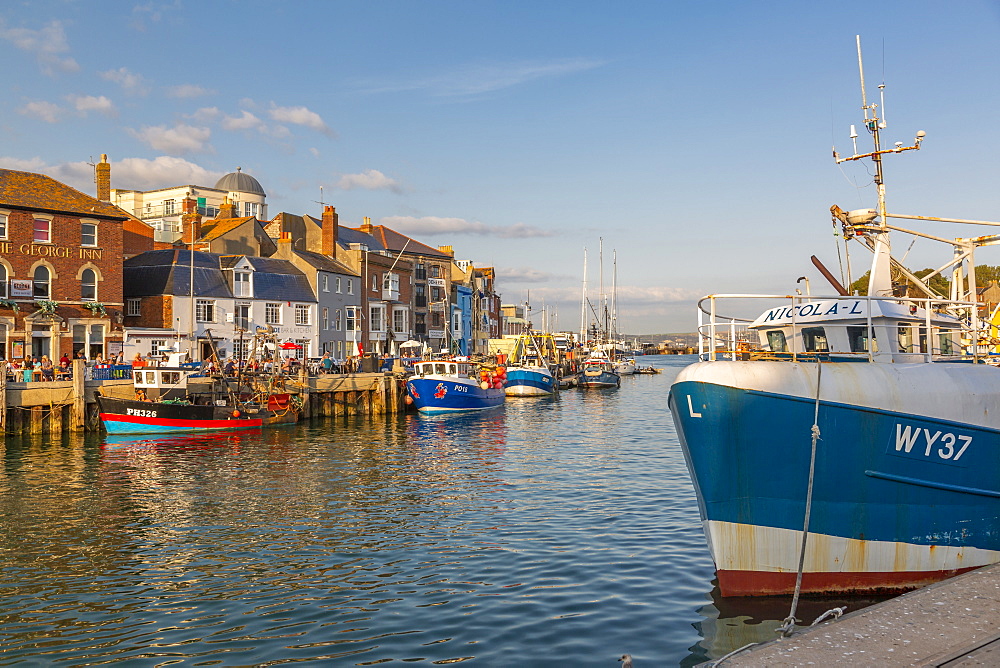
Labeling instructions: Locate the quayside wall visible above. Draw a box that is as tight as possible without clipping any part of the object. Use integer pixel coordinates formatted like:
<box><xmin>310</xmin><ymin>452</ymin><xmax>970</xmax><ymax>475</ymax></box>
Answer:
<box><xmin>0</xmin><ymin>361</ymin><xmax>408</xmax><ymax>435</ymax></box>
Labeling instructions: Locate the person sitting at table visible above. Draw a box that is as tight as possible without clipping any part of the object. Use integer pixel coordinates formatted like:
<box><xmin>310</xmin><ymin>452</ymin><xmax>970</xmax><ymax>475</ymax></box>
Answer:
<box><xmin>40</xmin><ymin>355</ymin><xmax>54</xmax><ymax>381</ymax></box>
<box><xmin>59</xmin><ymin>353</ymin><xmax>71</xmax><ymax>368</ymax></box>
<box><xmin>132</xmin><ymin>353</ymin><xmax>146</xmax><ymax>368</ymax></box>
<box><xmin>24</xmin><ymin>358</ymin><xmax>37</xmax><ymax>382</ymax></box>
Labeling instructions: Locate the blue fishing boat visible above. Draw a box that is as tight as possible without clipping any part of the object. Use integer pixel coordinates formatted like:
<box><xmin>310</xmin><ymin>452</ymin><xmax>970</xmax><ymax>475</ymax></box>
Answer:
<box><xmin>406</xmin><ymin>360</ymin><xmax>505</xmax><ymax>413</ymax></box>
<box><xmin>670</xmin><ymin>39</ymin><xmax>1000</xmax><ymax>597</ymax></box>
<box><xmin>579</xmin><ymin>351</ymin><xmax>620</xmax><ymax>388</ymax></box>
<box><xmin>504</xmin><ymin>334</ymin><xmax>557</xmax><ymax>397</ymax></box>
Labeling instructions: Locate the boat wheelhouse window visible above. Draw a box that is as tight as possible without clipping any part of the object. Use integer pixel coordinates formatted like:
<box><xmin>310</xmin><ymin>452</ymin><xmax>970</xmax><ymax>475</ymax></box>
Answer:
<box><xmin>145</xmin><ymin>371</ymin><xmax>156</xmax><ymax>384</ymax></box>
<box><xmin>939</xmin><ymin>331</ymin><xmax>955</xmax><ymax>355</ymax></box>
<box><xmin>898</xmin><ymin>324</ymin><xmax>915</xmax><ymax>353</ymax></box>
<box><xmin>847</xmin><ymin>326</ymin><xmax>876</xmax><ymax>353</ymax></box>
<box><xmin>435</xmin><ymin>363</ymin><xmax>447</xmax><ymax>374</ymax></box>
<box><xmin>801</xmin><ymin>327</ymin><xmax>828</xmax><ymax>352</ymax></box>
<box><xmin>765</xmin><ymin>330</ymin><xmax>787</xmax><ymax>352</ymax></box>
<box><xmin>162</xmin><ymin>371</ymin><xmax>181</xmax><ymax>385</ymax></box>
<box><xmin>448</xmin><ymin>363</ymin><xmax>457</xmax><ymax>375</ymax></box>
<box><xmin>134</xmin><ymin>371</ymin><xmax>143</xmax><ymax>383</ymax></box>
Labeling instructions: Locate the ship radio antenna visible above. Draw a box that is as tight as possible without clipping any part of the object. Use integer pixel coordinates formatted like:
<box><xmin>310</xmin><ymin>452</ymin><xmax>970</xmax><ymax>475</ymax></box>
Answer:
<box><xmin>856</xmin><ymin>35</ymin><xmax>870</xmax><ymax>122</ymax></box>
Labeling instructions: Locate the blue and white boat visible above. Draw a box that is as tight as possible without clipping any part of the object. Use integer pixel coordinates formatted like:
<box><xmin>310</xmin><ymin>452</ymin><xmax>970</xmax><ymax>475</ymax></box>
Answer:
<box><xmin>670</xmin><ymin>41</ymin><xmax>1000</xmax><ymax>597</ymax></box>
<box><xmin>580</xmin><ymin>351</ymin><xmax>620</xmax><ymax>388</ymax></box>
<box><xmin>504</xmin><ymin>334</ymin><xmax>557</xmax><ymax>397</ymax></box>
<box><xmin>406</xmin><ymin>360</ymin><xmax>505</xmax><ymax>413</ymax></box>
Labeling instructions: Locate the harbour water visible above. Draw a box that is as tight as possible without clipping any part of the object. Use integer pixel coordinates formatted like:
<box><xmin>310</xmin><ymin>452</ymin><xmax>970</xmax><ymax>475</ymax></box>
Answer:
<box><xmin>0</xmin><ymin>355</ymin><xmax>886</xmax><ymax>666</ymax></box>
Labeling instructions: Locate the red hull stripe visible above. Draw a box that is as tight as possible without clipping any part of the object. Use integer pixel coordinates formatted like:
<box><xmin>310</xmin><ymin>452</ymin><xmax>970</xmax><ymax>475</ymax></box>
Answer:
<box><xmin>100</xmin><ymin>413</ymin><xmax>263</xmax><ymax>429</ymax></box>
<box><xmin>717</xmin><ymin>566</ymin><xmax>980</xmax><ymax>597</ymax></box>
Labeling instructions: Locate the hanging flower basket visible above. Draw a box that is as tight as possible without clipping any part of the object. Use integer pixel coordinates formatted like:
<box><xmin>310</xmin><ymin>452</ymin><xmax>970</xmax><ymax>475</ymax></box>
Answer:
<box><xmin>83</xmin><ymin>301</ymin><xmax>107</xmax><ymax>316</ymax></box>
<box><xmin>0</xmin><ymin>298</ymin><xmax>19</xmax><ymax>313</ymax></box>
<box><xmin>34</xmin><ymin>300</ymin><xmax>59</xmax><ymax>315</ymax></box>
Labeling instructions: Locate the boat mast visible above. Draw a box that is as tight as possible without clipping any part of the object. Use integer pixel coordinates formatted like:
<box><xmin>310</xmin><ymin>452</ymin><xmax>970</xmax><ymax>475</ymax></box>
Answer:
<box><xmin>612</xmin><ymin>250</ymin><xmax>618</xmax><ymax>344</ymax></box>
<box><xmin>599</xmin><ymin>237</ymin><xmax>605</xmax><ymax>345</ymax></box>
<box><xmin>580</xmin><ymin>247</ymin><xmax>588</xmax><ymax>346</ymax></box>
<box><xmin>834</xmin><ymin>36</ymin><xmax>924</xmax><ymax>297</ymax></box>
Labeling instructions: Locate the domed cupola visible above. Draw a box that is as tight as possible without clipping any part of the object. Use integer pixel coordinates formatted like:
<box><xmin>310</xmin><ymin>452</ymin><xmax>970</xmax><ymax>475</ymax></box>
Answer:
<box><xmin>214</xmin><ymin>167</ymin><xmax>266</xmax><ymax>197</ymax></box>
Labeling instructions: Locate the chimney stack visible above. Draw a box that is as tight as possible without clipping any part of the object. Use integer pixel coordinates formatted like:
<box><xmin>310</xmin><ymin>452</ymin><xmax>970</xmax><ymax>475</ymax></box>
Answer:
<box><xmin>95</xmin><ymin>154</ymin><xmax>111</xmax><ymax>201</ymax></box>
<box><xmin>182</xmin><ymin>215</ymin><xmax>202</xmax><ymax>245</ymax></box>
<box><xmin>217</xmin><ymin>196</ymin><xmax>236</xmax><ymax>220</ymax></box>
<box><xmin>360</xmin><ymin>215</ymin><xmax>374</xmax><ymax>234</ymax></box>
<box><xmin>322</xmin><ymin>205</ymin><xmax>338</xmax><ymax>258</ymax></box>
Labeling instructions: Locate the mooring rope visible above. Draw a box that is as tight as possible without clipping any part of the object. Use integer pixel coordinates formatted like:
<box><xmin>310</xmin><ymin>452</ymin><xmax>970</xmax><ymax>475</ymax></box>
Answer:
<box><xmin>777</xmin><ymin>361</ymin><xmax>823</xmax><ymax>638</ymax></box>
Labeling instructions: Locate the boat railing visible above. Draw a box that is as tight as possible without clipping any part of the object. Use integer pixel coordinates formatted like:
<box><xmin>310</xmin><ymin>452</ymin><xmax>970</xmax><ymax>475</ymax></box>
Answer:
<box><xmin>697</xmin><ymin>293</ymin><xmax>981</xmax><ymax>363</ymax></box>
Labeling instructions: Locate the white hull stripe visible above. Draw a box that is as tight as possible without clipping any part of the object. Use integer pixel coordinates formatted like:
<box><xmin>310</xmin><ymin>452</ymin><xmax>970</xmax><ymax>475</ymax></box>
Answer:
<box><xmin>705</xmin><ymin>520</ymin><xmax>1000</xmax><ymax>574</ymax></box>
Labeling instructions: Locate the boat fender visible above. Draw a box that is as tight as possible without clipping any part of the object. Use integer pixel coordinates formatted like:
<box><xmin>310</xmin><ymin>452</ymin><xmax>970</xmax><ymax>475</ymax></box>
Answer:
<box><xmin>480</xmin><ymin>381</ymin><xmax>489</xmax><ymax>390</ymax></box>
<box><xmin>232</xmin><ymin>410</ymin><xmax>241</xmax><ymax>418</ymax></box>
<box><xmin>405</xmin><ymin>395</ymin><xmax>414</xmax><ymax>405</ymax></box>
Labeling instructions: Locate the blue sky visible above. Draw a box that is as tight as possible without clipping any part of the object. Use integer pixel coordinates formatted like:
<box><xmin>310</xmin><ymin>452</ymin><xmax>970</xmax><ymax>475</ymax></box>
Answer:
<box><xmin>3</xmin><ymin>1</ymin><xmax>1000</xmax><ymax>333</ymax></box>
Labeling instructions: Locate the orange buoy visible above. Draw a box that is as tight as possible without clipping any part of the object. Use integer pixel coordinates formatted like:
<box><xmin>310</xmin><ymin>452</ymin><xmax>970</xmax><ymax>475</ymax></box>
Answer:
<box><xmin>232</xmin><ymin>410</ymin><xmax>241</xmax><ymax>418</ymax></box>
<box><xmin>405</xmin><ymin>395</ymin><xmax>414</xmax><ymax>405</ymax></box>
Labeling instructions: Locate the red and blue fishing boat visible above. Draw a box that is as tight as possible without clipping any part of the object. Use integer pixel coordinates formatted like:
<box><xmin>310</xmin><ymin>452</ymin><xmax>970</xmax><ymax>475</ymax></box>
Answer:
<box><xmin>97</xmin><ymin>352</ymin><xmax>299</xmax><ymax>434</ymax></box>
<box><xmin>406</xmin><ymin>360</ymin><xmax>505</xmax><ymax>413</ymax></box>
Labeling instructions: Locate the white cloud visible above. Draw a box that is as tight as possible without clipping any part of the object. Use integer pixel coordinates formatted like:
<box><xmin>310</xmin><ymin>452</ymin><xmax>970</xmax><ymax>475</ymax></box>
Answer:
<box><xmin>309</xmin><ymin>147</ymin><xmax>320</xmax><ymax>158</ymax></box>
<box><xmin>188</xmin><ymin>107</ymin><xmax>220</xmax><ymax>122</ymax></box>
<box><xmin>128</xmin><ymin>123</ymin><xmax>212</xmax><ymax>155</ymax></box>
<box><xmin>167</xmin><ymin>84</ymin><xmax>214</xmax><ymax>98</ymax></box>
<box><xmin>221</xmin><ymin>110</ymin><xmax>265</xmax><ymax>132</ymax></box>
<box><xmin>380</xmin><ymin>216</ymin><xmax>553</xmax><ymax>238</ymax></box>
<box><xmin>613</xmin><ymin>285</ymin><xmax>702</xmax><ymax>304</ymax></box>
<box><xmin>110</xmin><ymin>156</ymin><xmax>223</xmax><ymax>190</ymax></box>
<box><xmin>336</xmin><ymin>169</ymin><xmax>400</xmax><ymax>193</ymax></box>
<box><xmin>0</xmin><ymin>20</ymin><xmax>79</xmax><ymax>75</ymax></box>
<box><xmin>68</xmin><ymin>94</ymin><xmax>116</xmax><ymax>116</ymax></box>
<box><xmin>496</xmin><ymin>267</ymin><xmax>568</xmax><ymax>283</ymax></box>
<box><xmin>18</xmin><ymin>100</ymin><xmax>63</xmax><ymax>123</ymax></box>
<box><xmin>267</xmin><ymin>104</ymin><xmax>333</xmax><ymax>136</ymax></box>
<box><xmin>99</xmin><ymin>67</ymin><xmax>148</xmax><ymax>94</ymax></box>
<box><xmin>361</xmin><ymin>57</ymin><xmax>606</xmax><ymax>98</ymax></box>
<box><xmin>0</xmin><ymin>156</ymin><xmax>48</xmax><ymax>171</ymax></box>
<box><xmin>0</xmin><ymin>155</ymin><xmax>222</xmax><ymax>193</ymax></box>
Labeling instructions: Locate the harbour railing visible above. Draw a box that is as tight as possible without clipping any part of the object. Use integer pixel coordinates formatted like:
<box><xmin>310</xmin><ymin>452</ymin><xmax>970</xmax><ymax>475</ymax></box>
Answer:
<box><xmin>697</xmin><ymin>293</ymin><xmax>983</xmax><ymax>364</ymax></box>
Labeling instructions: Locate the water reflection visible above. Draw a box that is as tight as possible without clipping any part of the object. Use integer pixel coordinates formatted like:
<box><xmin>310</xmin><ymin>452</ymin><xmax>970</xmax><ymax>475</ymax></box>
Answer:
<box><xmin>685</xmin><ymin>582</ymin><xmax>892</xmax><ymax>664</ymax></box>
<box><xmin>0</xmin><ymin>357</ymin><xmax>888</xmax><ymax>665</ymax></box>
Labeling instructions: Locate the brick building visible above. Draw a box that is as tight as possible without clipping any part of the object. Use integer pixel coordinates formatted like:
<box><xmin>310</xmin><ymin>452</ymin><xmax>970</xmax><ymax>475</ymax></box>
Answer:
<box><xmin>0</xmin><ymin>168</ymin><xmax>127</xmax><ymax>362</ymax></box>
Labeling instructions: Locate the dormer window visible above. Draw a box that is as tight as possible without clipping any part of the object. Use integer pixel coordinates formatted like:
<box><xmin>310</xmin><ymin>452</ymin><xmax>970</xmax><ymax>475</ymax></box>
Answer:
<box><xmin>234</xmin><ymin>271</ymin><xmax>251</xmax><ymax>297</ymax></box>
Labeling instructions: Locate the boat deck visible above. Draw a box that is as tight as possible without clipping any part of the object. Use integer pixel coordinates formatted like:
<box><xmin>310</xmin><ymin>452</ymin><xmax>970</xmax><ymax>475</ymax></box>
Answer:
<box><xmin>716</xmin><ymin>562</ymin><xmax>1000</xmax><ymax>666</ymax></box>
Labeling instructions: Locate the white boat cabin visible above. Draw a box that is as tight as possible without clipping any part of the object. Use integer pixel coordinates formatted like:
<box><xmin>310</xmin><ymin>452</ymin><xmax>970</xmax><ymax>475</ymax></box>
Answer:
<box><xmin>746</xmin><ymin>296</ymin><xmax>963</xmax><ymax>363</ymax></box>
<box><xmin>413</xmin><ymin>361</ymin><xmax>475</xmax><ymax>378</ymax></box>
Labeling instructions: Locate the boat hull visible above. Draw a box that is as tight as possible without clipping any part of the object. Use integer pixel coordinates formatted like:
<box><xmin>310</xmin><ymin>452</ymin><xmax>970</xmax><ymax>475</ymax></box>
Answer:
<box><xmin>669</xmin><ymin>360</ymin><xmax>1000</xmax><ymax>596</ymax></box>
<box><xmin>407</xmin><ymin>377</ymin><xmax>505</xmax><ymax>413</ymax></box>
<box><xmin>504</xmin><ymin>367</ymin><xmax>556</xmax><ymax>396</ymax></box>
<box><xmin>97</xmin><ymin>396</ymin><xmax>264</xmax><ymax>434</ymax></box>
<box><xmin>580</xmin><ymin>369</ymin><xmax>620</xmax><ymax>388</ymax></box>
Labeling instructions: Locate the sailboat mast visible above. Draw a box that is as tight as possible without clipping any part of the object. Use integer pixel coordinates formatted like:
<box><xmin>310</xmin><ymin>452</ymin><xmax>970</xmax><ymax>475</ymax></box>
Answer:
<box><xmin>612</xmin><ymin>250</ymin><xmax>617</xmax><ymax>341</ymax></box>
<box><xmin>580</xmin><ymin>247</ymin><xmax>588</xmax><ymax>346</ymax></box>
<box><xmin>599</xmin><ymin>237</ymin><xmax>605</xmax><ymax>342</ymax></box>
